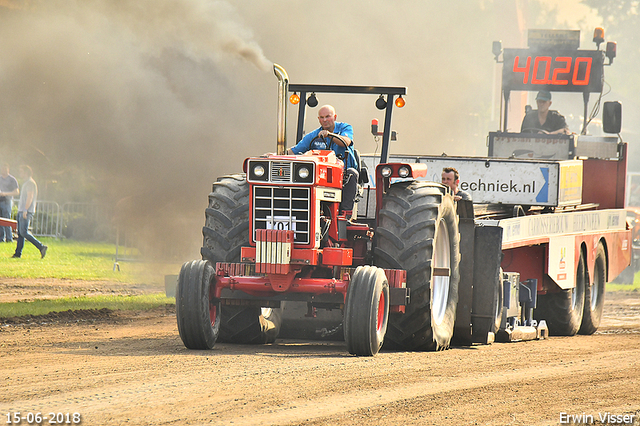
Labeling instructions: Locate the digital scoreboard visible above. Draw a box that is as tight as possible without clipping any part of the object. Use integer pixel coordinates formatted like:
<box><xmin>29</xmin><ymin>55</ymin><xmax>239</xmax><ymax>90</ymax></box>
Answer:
<box><xmin>502</xmin><ymin>48</ymin><xmax>604</xmax><ymax>93</ymax></box>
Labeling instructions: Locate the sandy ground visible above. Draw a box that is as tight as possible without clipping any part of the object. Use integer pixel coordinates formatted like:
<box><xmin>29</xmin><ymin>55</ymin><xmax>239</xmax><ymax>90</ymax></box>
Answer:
<box><xmin>1</xmin><ymin>279</ymin><xmax>639</xmax><ymax>426</ymax></box>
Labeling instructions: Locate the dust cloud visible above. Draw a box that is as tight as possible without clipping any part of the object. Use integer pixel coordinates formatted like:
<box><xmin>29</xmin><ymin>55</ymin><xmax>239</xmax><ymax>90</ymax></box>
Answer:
<box><xmin>0</xmin><ymin>0</ymin><xmax>275</xmax><ymax>260</ymax></box>
<box><xmin>0</xmin><ymin>0</ymin><xmax>621</xmax><ymax>263</ymax></box>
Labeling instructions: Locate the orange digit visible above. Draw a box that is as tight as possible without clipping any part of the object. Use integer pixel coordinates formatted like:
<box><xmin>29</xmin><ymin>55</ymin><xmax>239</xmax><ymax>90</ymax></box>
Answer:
<box><xmin>531</xmin><ymin>56</ymin><xmax>552</xmax><ymax>84</ymax></box>
<box><xmin>513</xmin><ymin>55</ymin><xmax>531</xmax><ymax>84</ymax></box>
<box><xmin>572</xmin><ymin>57</ymin><xmax>592</xmax><ymax>85</ymax></box>
<box><xmin>552</xmin><ymin>57</ymin><xmax>571</xmax><ymax>85</ymax></box>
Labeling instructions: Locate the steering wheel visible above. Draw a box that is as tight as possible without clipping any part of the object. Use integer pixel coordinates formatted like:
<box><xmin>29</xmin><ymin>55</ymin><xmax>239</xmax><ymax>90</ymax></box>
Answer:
<box><xmin>309</xmin><ymin>135</ymin><xmax>329</xmax><ymax>149</ymax></box>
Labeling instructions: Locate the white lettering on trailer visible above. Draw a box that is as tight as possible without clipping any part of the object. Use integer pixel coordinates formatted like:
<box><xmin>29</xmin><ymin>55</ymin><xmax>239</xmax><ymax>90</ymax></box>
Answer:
<box><xmin>498</xmin><ymin>210</ymin><xmax>626</xmax><ymax>245</ymax></box>
<box><xmin>492</xmin><ymin>135</ymin><xmax>572</xmax><ymax>159</ymax></box>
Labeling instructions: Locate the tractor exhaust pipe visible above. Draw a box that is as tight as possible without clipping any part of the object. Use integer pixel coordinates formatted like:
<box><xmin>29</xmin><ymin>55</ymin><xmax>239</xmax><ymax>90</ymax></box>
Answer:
<box><xmin>273</xmin><ymin>63</ymin><xmax>289</xmax><ymax>155</ymax></box>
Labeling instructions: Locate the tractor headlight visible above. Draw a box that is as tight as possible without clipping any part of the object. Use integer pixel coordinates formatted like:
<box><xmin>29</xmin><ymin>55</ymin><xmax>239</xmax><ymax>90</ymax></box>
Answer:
<box><xmin>398</xmin><ymin>166</ymin><xmax>410</xmax><ymax>178</ymax></box>
<box><xmin>293</xmin><ymin>162</ymin><xmax>314</xmax><ymax>183</ymax></box>
<box><xmin>249</xmin><ymin>161</ymin><xmax>269</xmax><ymax>181</ymax></box>
<box><xmin>380</xmin><ymin>166</ymin><xmax>393</xmax><ymax>178</ymax></box>
<box><xmin>298</xmin><ymin>167</ymin><xmax>310</xmax><ymax>179</ymax></box>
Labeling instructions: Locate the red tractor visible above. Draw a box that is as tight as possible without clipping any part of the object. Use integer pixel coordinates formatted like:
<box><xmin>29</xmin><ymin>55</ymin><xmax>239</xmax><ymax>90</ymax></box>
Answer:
<box><xmin>176</xmin><ymin>65</ymin><xmax>478</xmax><ymax>356</ymax></box>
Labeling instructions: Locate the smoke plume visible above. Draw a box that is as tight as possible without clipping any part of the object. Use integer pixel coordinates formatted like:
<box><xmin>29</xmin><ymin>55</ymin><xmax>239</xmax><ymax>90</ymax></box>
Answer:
<box><xmin>0</xmin><ymin>0</ymin><xmax>274</xmax><ymax>260</ymax></box>
<box><xmin>1</xmin><ymin>0</ymin><xmax>622</xmax><ymax>264</ymax></box>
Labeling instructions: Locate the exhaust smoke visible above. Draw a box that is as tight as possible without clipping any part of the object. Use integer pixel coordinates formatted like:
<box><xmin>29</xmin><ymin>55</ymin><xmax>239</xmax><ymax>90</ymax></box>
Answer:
<box><xmin>0</xmin><ymin>0</ymin><xmax>273</xmax><ymax>262</ymax></box>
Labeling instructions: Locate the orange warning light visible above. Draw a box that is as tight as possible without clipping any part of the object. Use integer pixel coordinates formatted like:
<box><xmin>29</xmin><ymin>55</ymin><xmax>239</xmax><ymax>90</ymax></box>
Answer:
<box><xmin>593</xmin><ymin>27</ymin><xmax>605</xmax><ymax>45</ymax></box>
<box><xmin>290</xmin><ymin>93</ymin><xmax>300</xmax><ymax>105</ymax></box>
<box><xmin>395</xmin><ymin>96</ymin><xmax>405</xmax><ymax>108</ymax></box>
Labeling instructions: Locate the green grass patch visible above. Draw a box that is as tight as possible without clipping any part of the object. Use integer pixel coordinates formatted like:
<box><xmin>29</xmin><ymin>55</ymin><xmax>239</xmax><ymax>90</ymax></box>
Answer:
<box><xmin>0</xmin><ymin>294</ymin><xmax>175</xmax><ymax>318</ymax></box>
<box><xmin>0</xmin><ymin>238</ymin><xmax>182</xmax><ymax>284</ymax></box>
<box><xmin>608</xmin><ymin>274</ymin><xmax>640</xmax><ymax>292</ymax></box>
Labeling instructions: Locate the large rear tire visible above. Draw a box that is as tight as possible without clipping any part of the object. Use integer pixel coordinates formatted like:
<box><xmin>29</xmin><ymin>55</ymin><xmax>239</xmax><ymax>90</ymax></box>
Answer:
<box><xmin>344</xmin><ymin>266</ymin><xmax>390</xmax><ymax>356</ymax></box>
<box><xmin>176</xmin><ymin>260</ymin><xmax>220</xmax><ymax>350</ymax></box>
<box><xmin>200</xmin><ymin>174</ymin><xmax>281</xmax><ymax>344</ymax></box>
<box><xmin>535</xmin><ymin>249</ymin><xmax>586</xmax><ymax>336</ymax></box>
<box><xmin>374</xmin><ymin>182</ymin><xmax>460</xmax><ymax>351</ymax></box>
<box><xmin>580</xmin><ymin>244</ymin><xmax>606</xmax><ymax>335</ymax></box>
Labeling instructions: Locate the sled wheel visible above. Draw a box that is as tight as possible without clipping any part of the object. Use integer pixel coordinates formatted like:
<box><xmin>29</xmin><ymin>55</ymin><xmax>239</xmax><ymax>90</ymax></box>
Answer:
<box><xmin>580</xmin><ymin>243</ymin><xmax>606</xmax><ymax>334</ymax></box>
<box><xmin>535</xmin><ymin>249</ymin><xmax>586</xmax><ymax>336</ymax></box>
<box><xmin>344</xmin><ymin>265</ymin><xmax>389</xmax><ymax>356</ymax></box>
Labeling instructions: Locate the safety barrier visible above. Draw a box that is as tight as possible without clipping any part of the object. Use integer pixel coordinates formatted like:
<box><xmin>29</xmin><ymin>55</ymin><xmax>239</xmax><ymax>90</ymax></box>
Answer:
<box><xmin>61</xmin><ymin>202</ymin><xmax>113</xmax><ymax>241</ymax></box>
<box><xmin>9</xmin><ymin>199</ymin><xmax>115</xmax><ymax>240</ymax></box>
<box><xmin>31</xmin><ymin>201</ymin><xmax>61</xmax><ymax>238</ymax></box>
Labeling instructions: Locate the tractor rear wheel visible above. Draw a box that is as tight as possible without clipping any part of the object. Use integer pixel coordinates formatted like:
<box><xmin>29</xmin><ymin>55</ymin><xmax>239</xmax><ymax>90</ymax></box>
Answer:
<box><xmin>200</xmin><ymin>174</ymin><xmax>282</xmax><ymax>344</ymax></box>
<box><xmin>176</xmin><ymin>260</ymin><xmax>220</xmax><ymax>349</ymax></box>
<box><xmin>535</xmin><ymin>249</ymin><xmax>586</xmax><ymax>336</ymax></box>
<box><xmin>344</xmin><ymin>266</ymin><xmax>390</xmax><ymax>356</ymax></box>
<box><xmin>374</xmin><ymin>181</ymin><xmax>460</xmax><ymax>351</ymax></box>
<box><xmin>579</xmin><ymin>243</ymin><xmax>606</xmax><ymax>335</ymax></box>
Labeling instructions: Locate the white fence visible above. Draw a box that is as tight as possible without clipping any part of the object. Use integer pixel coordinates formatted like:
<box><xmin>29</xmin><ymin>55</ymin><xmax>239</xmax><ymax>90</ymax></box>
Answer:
<box><xmin>12</xmin><ymin>199</ymin><xmax>114</xmax><ymax>240</ymax></box>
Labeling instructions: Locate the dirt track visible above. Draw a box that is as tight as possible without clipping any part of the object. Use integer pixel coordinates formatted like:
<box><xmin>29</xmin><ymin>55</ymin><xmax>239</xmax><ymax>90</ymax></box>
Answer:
<box><xmin>1</xmin><ymin>282</ymin><xmax>639</xmax><ymax>426</ymax></box>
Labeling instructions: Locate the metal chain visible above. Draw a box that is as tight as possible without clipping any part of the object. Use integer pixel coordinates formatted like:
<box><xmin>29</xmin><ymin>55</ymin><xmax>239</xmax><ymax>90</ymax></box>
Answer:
<box><xmin>317</xmin><ymin>322</ymin><xmax>343</xmax><ymax>338</ymax></box>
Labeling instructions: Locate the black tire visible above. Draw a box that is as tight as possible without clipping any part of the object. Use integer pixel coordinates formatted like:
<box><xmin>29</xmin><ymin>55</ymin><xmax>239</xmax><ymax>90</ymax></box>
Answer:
<box><xmin>374</xmin><ymin>181</ymin><xmax>460</xmax><ymax>351</ymax></box>
<box><xmin>493</xmin><ymin>270</ymin><xmax>504</xmax><ymax>332</ymax></box>
<box><xmin>535</xmin><ymin>249</ymin><xmax>586</xmax><ymax>336</ymax></box>
<box><xmin>201</xmin><ymin>174</ymin><xmax>251</xmax><ymax>264</ymax></box>
<box><xmin>580</xmin><ymin>244</ymin><xmax>606</xmax><ymax>335</ymax></box>
<box><xmin>344</xmin><ymin>266</ymin><xmax>390</xmax><ymax>356</ymax></box>
<box><xmin>470</xmin><ymin>226</ymin><xmax>505</xmax><ymax>344</ymax></box>
<box><xmin>200</xmin><ymin>174</ymin><xmax>281</xmax><ymax>344</ymax></box>
<box><xmin>176</xmin><ymin>260</ymin><xmax>220</xmax><ymax>350</ymax></box>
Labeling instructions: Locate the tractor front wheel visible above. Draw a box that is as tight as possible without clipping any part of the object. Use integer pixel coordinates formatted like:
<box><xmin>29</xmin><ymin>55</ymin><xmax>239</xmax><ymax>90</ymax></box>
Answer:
<box><xmin>344</xmin><ymin>265</ymin><xmax>390</xmax><ymax>356</ymax></box>
<box><xmin>176</xmin><ymin>260</ymin><xmax>220</xmax><ymax>350</ymax></box>
<box><xmin>201</xmin><ymin>174</ymin><xmax>282</xmax><ymax>344</ymax></box>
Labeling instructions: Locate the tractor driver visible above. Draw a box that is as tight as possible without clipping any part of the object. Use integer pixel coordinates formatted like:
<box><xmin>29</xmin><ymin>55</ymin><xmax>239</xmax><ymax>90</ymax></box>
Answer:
<box><xmin>520</xmin><ymin>90</ymin><xmax>569</xmax><ymax>135</ymax></box>
<box><xmin>287</xmin><ymin>105</ymin><xmax>359</xmax><ymax>217</ymax></box>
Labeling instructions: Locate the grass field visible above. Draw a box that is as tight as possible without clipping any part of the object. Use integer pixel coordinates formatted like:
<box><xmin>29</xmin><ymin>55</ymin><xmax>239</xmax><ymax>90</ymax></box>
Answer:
<box><xmin>0</xmin><ymin>237</ymin><xmax>181</xmax><ymax>283</ymax></box>
<box><xmin>0</xmin><ymin>294</ymin><xmax>174</xmax><ymax>318</ymax></box>
<box><xmin>0</xmin><ymin>238</ymin><xmax>180</xmax><ymax>317</ymax></box>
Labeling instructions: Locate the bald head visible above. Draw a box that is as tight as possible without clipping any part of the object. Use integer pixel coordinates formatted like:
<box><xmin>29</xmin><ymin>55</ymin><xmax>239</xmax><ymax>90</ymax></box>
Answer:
<box><xmin>317</xmin><ymin>105</ymin><xmax>337</xmax><ymax>132</ymax></box>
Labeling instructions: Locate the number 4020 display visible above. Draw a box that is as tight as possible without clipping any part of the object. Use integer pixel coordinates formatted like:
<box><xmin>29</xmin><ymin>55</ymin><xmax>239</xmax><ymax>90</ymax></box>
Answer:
<box><xmin>502</xmin><ymin>48</ymin><xmax>604</xmax><ymax>93</ymax></box>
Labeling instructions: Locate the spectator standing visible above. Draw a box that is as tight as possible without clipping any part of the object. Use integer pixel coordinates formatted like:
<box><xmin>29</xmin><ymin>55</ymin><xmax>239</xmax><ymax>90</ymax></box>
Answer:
<box><xmin>0</xmin><ymin>163</ymin><xmax>19</xmax><ymax>242</ymax></box>
<box><xmin>12</xmin><ymin>165</ymin><xmax>47</xmax><ymax>259</ymax></box>
<box><xmin>442</xmin><ymin>167</ymin><xmax>472</xmax><ymax>202</ymax></box>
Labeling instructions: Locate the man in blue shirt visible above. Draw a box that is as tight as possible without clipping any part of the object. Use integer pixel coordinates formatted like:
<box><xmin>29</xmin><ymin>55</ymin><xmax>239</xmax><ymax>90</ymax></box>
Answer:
<box><xmin>287</xmin><ymin>105</ymin><xmax>358</xmax><ymax>215</ymax></box>
<box><xmin>0</xmin><ymin>163</ymin><xmax>19</xmax><ymax>242</ymax></box>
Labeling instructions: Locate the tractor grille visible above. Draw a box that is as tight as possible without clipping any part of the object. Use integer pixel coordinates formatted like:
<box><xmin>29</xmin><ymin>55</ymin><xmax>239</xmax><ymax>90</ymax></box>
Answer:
<box><xmin>270</xmin><ymin>162</ymin><xmax>292</xmax><ymax>183</ymax></box>
<box><xmin>253</xmin><ymin>186</ymin><xmax>310</xmax><ymax>244</ymax></box>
